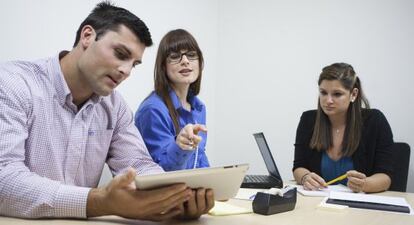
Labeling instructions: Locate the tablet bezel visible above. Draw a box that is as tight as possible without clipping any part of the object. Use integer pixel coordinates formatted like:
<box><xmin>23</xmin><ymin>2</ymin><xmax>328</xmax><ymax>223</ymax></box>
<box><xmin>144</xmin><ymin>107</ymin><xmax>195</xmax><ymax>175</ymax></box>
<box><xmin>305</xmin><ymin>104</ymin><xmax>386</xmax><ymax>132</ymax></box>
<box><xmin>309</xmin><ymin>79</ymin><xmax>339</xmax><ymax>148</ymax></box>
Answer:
<box><xmin>135</xmin><ymin>164</ymin><xmax>249</xmax><ymax>200</ymax></box>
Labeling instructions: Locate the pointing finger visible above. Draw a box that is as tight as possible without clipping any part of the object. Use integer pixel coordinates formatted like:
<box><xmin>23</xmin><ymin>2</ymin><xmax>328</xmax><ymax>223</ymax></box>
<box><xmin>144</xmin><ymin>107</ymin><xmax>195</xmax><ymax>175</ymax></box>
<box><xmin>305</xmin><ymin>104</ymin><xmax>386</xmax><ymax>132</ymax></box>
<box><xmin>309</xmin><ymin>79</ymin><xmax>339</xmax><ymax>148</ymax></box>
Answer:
<box><xmin>193</xmin><ymin>124</ymin><xmax>207</xmax><ymax>134</ymax></box>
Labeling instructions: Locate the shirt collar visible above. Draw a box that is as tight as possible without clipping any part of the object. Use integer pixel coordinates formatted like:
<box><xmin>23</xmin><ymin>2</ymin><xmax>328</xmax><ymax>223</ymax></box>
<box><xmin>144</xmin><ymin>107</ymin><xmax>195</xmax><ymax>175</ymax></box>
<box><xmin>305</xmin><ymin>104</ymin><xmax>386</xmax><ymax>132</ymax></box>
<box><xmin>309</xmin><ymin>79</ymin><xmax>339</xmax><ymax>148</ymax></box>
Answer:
<box><xmin>168</xmin><ymin>89</ymin><xmax>203</xmax><ymax>111</ymax></box>
<box><xmin>52</xmin><ymin>51</ymin><xmax>103</xmax><ymax>106</ymax></box>
<box><xmin>50</xmin><ymin>51</ymin><xmax>71</xmax><ymax>106</ymax></box>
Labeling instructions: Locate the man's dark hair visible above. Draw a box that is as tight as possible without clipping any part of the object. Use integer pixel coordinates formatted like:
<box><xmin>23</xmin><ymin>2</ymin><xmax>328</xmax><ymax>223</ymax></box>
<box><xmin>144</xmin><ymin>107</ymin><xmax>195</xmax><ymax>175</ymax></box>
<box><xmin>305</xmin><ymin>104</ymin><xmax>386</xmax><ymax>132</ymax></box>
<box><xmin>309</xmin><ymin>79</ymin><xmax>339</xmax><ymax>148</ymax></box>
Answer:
<box><xmin>73</xmin><ymin>1</ymin><xmax>152</xmax><ymax>47</ymax></box>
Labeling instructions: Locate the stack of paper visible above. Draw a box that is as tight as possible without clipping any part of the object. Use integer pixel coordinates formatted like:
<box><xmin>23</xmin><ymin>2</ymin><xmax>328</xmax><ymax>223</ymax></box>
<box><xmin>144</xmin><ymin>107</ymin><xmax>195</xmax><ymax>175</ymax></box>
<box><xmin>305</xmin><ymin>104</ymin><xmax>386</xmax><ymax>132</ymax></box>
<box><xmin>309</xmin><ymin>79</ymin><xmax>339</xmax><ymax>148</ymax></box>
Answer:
<box><xmin>295</xmin><ymin>184</ymin><xmax>353</xmax><ymax>197</ymax></box>
<box><xmin>208</xmin><ymin>201</ymin><xmax>253</xmax><ymax>216</ymax></box>
<box><xmin>324</xmin><ymin>192</ymin><xmax>413</xmax><ymax>214</ymax></box>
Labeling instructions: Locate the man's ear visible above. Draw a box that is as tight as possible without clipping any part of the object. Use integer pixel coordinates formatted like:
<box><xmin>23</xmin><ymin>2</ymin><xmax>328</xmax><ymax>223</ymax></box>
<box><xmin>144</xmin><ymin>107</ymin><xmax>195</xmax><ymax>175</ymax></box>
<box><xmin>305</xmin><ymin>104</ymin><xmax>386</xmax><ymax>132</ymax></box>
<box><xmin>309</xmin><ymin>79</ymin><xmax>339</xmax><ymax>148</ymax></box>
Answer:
<box><xmin>79</xmin><ymin>25</ymin><xmax>95</xmax><ymax>50</ymax></box>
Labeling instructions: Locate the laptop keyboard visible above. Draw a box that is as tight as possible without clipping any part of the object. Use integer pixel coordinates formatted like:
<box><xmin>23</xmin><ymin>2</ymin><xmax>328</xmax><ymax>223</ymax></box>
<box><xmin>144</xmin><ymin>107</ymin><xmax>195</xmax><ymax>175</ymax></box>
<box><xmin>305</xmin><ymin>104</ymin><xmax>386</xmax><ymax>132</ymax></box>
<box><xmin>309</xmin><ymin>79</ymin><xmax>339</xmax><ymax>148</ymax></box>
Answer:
<box><xmin>243</xmin><ymin>175</ymin><xmax>272</xmax><ymax>183</ymax></box>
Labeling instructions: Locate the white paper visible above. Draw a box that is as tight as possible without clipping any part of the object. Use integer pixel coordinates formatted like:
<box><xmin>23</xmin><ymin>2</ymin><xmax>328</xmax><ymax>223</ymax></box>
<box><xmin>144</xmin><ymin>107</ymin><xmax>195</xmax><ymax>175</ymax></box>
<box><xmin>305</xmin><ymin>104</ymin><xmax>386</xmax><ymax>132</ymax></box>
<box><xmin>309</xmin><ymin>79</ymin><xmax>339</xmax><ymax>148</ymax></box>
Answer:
<box><xmin>324</xmin><ymin>192</ymin><xmax>414</xmax><ymax>215</ymax></box>
<box><xmin>329</xmin><ymin>192</ymin><xmax>410</xmax><ymax>206</ymax></box>
<box><xmin>295</xmin><ymin>184</ymin><xmax>353</xmax><ymax>197</ymax></box>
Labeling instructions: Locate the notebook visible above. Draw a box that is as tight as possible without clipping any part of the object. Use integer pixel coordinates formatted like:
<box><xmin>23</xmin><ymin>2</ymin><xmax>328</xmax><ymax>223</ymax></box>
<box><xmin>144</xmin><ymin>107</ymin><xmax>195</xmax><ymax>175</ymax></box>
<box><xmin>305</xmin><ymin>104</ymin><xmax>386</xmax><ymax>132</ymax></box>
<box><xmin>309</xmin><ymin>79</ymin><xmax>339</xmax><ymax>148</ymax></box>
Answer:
<box><xmin>325</xmin><ymin>191</ymin><xmax>412</xmax><ymax>214</ymax></box>
<box><xmin>240</xmin><ymin>132</ymin><xmax>283</xmax><ymax>189</ymax></box>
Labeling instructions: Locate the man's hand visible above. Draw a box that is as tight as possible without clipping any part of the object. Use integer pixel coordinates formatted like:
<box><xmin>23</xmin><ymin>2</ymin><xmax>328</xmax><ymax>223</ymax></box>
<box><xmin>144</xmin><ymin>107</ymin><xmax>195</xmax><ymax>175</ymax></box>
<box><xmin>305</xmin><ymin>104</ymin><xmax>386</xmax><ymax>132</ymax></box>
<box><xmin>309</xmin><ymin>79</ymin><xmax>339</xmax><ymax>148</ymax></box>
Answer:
<box><xmin>87</xmin><ymin>168</ymin><xmax>192</xmax><ymax>221</ymax></box>
<box><xmin>176</xmin><ymin>124</ymin><xmax>207</xmax><ymax>150</ymax></box>
<box><xmin>176</xmin><ymin>188</ymin><xmax>215</xmax><ymax>220</ymax></box>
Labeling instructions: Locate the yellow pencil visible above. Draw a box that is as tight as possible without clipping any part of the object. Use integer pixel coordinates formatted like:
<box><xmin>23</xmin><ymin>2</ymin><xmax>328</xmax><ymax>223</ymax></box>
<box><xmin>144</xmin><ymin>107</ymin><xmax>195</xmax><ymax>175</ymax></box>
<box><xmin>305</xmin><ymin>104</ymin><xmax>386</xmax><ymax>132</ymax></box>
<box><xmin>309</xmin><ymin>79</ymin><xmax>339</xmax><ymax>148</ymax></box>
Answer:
<box><xmin>325</xmin><ymin>174</ymin><xmax>347</xmax><ymax>186</ymax></box>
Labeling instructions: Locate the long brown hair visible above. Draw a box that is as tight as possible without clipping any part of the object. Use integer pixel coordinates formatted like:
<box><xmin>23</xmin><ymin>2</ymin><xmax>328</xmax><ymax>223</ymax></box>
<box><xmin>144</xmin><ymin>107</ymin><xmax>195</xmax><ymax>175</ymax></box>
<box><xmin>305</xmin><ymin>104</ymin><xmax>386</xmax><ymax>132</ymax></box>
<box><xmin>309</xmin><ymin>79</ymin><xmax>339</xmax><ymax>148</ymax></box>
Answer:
<box><xmin>154</xmin><ymin>29</ymin><xmax>204</xmax><ymax>134</ymax></box>
<box><xmin>310</xmin><ymin>63</ymin><xmax>370</xmax><ymax>156</ymax></box>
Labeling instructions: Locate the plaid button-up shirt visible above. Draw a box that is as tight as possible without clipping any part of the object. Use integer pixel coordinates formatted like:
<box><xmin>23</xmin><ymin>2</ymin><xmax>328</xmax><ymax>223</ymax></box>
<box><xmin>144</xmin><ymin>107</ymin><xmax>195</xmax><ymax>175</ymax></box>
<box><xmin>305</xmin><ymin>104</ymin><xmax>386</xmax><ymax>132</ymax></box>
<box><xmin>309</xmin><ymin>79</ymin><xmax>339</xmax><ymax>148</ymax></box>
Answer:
<box><xmin>0</xmin><ymin>53</ymin><xmax>163</xmax><ymax>218</ymax></box>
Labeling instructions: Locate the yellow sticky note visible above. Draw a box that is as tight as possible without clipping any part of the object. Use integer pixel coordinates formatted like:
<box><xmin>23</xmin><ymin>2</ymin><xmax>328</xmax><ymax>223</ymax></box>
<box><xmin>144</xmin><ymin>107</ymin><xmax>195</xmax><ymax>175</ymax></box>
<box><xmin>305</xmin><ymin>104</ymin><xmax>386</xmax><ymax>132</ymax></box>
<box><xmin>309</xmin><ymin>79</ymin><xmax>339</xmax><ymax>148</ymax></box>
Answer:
<box><xmin>208</xmin><ymin>201</ymin><xmax>253</xmax><ymax>216</ymax></box>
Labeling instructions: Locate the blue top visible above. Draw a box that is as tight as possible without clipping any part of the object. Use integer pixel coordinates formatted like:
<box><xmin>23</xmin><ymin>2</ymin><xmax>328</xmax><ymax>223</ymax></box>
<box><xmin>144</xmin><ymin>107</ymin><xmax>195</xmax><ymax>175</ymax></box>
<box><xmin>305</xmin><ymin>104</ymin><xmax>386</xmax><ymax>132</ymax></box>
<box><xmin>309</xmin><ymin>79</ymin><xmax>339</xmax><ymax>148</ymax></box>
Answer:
<box><xmin>321</xmin><ymin>152</ymin><xmax>354</xmax><ymax>185</ymax></box>
<box><xmin>135</xmin><ymin>90</ymin><xmax>209</xmax><ymax>171</ymax></box>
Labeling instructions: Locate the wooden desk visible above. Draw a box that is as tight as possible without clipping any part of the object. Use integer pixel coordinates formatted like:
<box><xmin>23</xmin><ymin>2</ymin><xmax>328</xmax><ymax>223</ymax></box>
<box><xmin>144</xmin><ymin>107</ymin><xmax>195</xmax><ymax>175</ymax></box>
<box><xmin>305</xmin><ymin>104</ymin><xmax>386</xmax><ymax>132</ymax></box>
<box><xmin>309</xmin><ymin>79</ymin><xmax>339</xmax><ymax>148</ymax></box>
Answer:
<box><xmin>1</xmin><ymin>190</ymin><xmax>413</xmax><ymax>225</ymax></box>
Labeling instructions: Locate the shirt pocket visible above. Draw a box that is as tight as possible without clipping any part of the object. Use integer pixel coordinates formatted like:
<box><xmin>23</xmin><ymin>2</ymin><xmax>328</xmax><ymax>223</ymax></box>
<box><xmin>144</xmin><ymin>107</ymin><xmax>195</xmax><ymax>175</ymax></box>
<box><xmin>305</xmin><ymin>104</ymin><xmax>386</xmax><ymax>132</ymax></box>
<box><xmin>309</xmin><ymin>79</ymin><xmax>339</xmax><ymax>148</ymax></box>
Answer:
<box><xmin>86</xmin><ymin>128</ymin><xmax>113</xmax><ymax>153</ymax></box>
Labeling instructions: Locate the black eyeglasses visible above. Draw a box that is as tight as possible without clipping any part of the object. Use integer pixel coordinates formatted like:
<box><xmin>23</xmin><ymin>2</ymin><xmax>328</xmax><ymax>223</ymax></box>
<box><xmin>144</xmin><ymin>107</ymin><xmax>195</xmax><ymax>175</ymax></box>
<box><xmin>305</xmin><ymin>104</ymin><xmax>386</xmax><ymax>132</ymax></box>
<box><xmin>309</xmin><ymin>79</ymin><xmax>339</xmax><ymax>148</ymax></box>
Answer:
<box><xmin>167</xmin><ymin>51</ymin><xmax>199</xmax><ymax>64</ymax></box>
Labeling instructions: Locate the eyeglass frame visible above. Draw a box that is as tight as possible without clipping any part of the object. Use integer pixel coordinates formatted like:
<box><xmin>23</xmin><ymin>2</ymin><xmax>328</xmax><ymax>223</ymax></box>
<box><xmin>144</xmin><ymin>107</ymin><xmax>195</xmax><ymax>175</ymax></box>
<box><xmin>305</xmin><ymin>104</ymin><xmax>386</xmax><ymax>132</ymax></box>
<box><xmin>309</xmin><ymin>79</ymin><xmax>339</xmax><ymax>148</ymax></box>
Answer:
<box><xmin>166</xmin><ymin>51</ymin><xmax>199</xmax><ymax>64</ymax></box>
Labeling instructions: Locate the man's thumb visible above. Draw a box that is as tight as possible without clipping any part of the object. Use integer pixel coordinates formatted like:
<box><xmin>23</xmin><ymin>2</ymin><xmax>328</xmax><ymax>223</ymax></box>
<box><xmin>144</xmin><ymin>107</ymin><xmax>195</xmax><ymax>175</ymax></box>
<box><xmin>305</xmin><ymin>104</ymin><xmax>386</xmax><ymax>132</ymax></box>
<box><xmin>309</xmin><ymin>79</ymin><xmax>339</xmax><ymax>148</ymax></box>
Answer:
<box><xmin>113</xmin><ymin>168</ymin><xmax>136</xmax><ymax>188</ymax></box>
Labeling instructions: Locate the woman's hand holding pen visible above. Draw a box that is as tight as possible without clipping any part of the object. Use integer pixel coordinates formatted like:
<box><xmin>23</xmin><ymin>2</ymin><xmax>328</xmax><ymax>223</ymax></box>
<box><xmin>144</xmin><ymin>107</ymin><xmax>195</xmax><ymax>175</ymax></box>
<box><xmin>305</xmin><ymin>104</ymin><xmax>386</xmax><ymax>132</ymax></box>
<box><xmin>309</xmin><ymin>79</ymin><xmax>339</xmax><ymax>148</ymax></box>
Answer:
<box><xmin>346</xmin><ymin>170</ymin><xmax>367</xmax><ymax>192</ymax></box>
<box><xmin>176</xmin><ymin>124</ymin><xmax>207</xmax><ymax>151</ymax></box>
<box><xmin>302</xmin><ymin>172</ymin><xmax>327</xmax><ymax>190</ymax></box>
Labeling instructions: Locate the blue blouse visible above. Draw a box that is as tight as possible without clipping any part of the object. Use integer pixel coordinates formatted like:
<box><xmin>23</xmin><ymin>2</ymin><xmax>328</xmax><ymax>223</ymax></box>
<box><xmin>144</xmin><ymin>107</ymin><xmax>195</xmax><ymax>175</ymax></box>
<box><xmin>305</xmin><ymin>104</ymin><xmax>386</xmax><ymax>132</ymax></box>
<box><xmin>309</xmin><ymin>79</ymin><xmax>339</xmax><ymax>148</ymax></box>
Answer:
<box><xmin>321</xmin><ymin>152</ymin><xmax>354</xmax><ymax>185</ymax></box>
<box><xmin>135</xmin><ymin>90</ymin><xmax>209</xmax><ymax>171</ymax></box>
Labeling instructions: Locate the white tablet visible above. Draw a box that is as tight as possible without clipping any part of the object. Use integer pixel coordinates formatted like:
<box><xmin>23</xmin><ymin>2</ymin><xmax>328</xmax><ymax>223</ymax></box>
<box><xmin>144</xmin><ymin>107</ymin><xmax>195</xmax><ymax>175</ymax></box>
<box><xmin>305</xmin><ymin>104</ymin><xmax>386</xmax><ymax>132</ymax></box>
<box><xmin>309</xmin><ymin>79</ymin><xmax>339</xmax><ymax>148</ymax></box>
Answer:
<box><xmin>135</xmin><ymin>164</ymin><xmax>249</xmax><ymax>200</ymax></box>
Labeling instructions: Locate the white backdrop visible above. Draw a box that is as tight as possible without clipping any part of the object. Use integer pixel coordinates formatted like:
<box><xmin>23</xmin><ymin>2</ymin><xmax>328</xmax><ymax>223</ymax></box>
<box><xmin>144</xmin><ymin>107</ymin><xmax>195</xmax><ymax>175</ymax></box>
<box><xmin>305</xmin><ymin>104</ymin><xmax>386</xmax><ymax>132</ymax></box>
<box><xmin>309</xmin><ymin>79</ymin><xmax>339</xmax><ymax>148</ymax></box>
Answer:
<box><xmin>214</xmin><ymin>0</ymin><xmax>414</xmax><ymax>192</ymax></box>
<box><xmin>1</xmin><ymin>0</ymin><xmax>413</xmax><ymax>192</ymax></box>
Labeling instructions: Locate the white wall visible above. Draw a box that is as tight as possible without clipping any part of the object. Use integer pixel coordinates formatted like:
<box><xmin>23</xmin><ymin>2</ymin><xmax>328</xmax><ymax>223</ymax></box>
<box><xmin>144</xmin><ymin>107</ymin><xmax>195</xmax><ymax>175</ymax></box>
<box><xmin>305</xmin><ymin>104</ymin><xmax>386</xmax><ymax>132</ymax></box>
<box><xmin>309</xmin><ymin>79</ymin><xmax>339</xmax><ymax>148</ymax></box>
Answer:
<box><xmin>213</xmin><ymin>0</ymin><xmax>414</xmax><ymax>192</ymax></box>
<box><xmin>1</xmin><ymin>0</ymin><xmax>413</xmax><ymax>192</ymax></box>
<box><xmin>0</xmin><ymin>0</ymin><xmax>219</xmax><ymax>186</ymax></box>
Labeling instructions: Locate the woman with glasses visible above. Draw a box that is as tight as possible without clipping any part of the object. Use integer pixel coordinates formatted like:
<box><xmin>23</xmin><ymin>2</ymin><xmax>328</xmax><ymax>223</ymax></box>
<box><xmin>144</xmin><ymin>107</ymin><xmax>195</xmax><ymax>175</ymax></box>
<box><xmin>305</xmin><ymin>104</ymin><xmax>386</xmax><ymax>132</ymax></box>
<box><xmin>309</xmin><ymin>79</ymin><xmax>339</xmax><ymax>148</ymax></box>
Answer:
<box><xmin>135</xmin><ymin>29</ymin><xmax>209</xmax><ymax>171</ymax></box>
<box><xmin>293</xmin><ymin>63</ymin><xmax>394</xmax><ymax>193</ymax></box>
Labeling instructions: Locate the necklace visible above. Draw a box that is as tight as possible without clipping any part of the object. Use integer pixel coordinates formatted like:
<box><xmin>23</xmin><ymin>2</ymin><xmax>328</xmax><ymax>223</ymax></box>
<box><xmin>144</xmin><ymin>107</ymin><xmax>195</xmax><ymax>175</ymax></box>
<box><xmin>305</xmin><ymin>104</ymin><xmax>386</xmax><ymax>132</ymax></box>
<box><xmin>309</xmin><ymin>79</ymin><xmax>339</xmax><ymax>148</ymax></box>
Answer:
<box><xmin>334</xmin><ymin>128</ymin><xmax>342</xmax><ymax>136</ymax></box>
<box><xmin>333</xmin><ymin>125</ymin><xmax>344</xmax><ymax>135</ymax></box>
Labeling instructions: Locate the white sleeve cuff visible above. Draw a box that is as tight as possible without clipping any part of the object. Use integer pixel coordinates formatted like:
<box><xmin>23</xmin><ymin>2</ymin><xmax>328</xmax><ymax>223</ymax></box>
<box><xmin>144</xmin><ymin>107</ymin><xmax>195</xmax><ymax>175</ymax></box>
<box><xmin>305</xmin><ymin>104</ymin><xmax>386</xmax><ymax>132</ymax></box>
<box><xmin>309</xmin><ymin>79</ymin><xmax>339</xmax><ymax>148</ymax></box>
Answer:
<box><xmin>53</xmin><ymin>185</ymin><xmax>91</xmax><ymax>218</ymax></box>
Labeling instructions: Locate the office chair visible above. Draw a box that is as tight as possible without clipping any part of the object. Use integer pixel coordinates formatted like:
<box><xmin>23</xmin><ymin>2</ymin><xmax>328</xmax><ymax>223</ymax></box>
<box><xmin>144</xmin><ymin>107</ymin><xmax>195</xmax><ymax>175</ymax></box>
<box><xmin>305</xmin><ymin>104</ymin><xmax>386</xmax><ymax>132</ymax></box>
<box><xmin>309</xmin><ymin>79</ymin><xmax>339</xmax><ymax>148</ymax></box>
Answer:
<box><xmin>389</xmin><ymin>142</ymin><xmax>411</xmax><ymax>192</ymax></box>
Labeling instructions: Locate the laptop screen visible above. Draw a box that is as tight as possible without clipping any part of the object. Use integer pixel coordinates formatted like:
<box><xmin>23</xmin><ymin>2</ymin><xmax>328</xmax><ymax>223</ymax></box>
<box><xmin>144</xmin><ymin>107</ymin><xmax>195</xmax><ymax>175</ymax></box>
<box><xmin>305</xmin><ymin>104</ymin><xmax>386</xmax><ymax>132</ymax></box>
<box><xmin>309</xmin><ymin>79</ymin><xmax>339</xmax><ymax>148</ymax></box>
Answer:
<box><xmin>253</xmin><ymin>133</ymin><xmax>282</xmax><ymax>180</ymax></box>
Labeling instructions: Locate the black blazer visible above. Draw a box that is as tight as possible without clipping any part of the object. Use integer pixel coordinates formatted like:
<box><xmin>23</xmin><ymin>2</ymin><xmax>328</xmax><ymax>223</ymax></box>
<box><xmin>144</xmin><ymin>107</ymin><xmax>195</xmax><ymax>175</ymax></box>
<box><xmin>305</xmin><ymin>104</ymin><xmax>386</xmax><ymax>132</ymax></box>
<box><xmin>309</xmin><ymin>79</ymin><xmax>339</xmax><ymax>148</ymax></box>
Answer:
<box><xmin>293</xmin><ymin>109</ymin><xmax>394</xmax><ymax>178</ymax></box>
